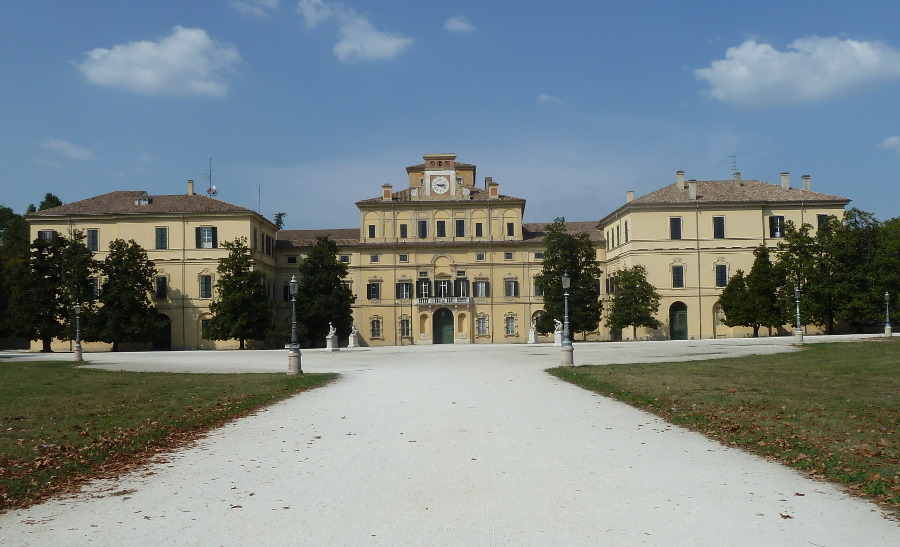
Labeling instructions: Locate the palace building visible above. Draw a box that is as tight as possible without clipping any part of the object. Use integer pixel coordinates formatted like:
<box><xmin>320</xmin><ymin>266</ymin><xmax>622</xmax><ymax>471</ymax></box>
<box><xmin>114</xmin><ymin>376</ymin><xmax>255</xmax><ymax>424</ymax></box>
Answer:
<box><xmin>26</xmin><ymin>154</ymin><xmax>850</xmax><ymax>350</ymax></box>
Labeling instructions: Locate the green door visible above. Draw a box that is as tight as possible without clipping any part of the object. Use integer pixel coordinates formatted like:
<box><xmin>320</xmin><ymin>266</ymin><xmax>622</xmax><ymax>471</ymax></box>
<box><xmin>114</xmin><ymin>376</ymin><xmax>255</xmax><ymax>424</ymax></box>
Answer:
<box><xmin>433</xmin><ymin>308</ymin><xmax>454</xmax><ymax>344</ymax></box>
<box><xmin>670</xmin><ymin>302</ymin><xmax>688</xmax><ymax>340</ymax></box>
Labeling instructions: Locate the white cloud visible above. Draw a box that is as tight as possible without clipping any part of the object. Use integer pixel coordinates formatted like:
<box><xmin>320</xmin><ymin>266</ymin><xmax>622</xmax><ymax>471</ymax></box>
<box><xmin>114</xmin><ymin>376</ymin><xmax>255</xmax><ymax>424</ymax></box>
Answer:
<box><xmin>41</xmin><ymin>139</ymin><xmax>95</xmax><ymax>161</ymax></box>
<box><xmin>880</xmin><ymin>136</ymin><xmax>900</xmax><ymax>155</ymax></box>
<box><xmin>695</xmin><ymin>36</ymin><xmax>900</xmax><ymax>107</ymax></box>
<box><xmin>230</xmin><ymin>0</ymin><xmax>279</xmax><ymax>18</ymax></box>
<box><xmin>537</xmin><ymin>93</ymin><xmax>563</xmax><ymax>104</ymax></box>
<box><xmin>444</xmin><ymin>16</ymin><xmax>474</xmax><ymax>33</ymax></box>
<box><xmin>297</xmin><ymin>0</ymin><xmax>413</xmax><ymax>62</ymax></box>
<box><xmin>76</xmin><ymin>26</ymin><xmax>241</xmax><ymax>97</ymax></box>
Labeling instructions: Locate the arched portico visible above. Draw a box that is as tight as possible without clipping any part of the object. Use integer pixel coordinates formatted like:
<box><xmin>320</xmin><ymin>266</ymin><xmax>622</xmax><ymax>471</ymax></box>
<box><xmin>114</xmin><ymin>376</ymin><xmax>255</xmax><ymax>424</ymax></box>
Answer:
<box><xmin>669</xmin><ymin>302</ymin><xmax>688</xmax><ymax>340</ymax></box>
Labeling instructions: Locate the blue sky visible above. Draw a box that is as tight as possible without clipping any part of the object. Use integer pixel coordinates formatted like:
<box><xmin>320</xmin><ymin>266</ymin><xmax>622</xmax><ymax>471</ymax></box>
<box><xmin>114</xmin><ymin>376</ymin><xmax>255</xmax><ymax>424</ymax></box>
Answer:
<box><xmin>2</xmin><ymin>1</ymin><xmax>899</xmax><ymax>228</ymax></box>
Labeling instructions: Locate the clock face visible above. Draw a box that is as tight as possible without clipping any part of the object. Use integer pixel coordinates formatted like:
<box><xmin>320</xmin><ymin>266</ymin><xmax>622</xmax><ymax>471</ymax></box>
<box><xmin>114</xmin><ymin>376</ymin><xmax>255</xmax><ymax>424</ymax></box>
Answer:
<box><xmin>431</xmin><ymin>176</ymin><xmax>450</xmax><ymax>194</ymax></box>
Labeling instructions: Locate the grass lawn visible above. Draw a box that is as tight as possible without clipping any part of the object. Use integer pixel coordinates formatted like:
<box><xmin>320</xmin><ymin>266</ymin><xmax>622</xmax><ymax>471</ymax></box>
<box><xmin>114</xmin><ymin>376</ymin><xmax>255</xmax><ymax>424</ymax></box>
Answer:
<box><xmin>549</xmin><ymin>338</ymin><xmax>900</xmax><ymax>517</ymax></box>
<box><xmin>0</xmin><ymin>360</ymin><xmax>336</xmax><ymax>511</ymax></box>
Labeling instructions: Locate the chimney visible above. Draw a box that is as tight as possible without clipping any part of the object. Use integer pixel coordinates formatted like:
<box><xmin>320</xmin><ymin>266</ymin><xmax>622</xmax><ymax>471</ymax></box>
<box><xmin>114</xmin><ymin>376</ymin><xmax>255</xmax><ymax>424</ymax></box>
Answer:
<box><xmin>734</xmin><ymin>172</ymin><xmax>743</xmax><ymax>186</ymax></box>
<box><xmin>486</xmin><ymin>177</ymin><xmax>499</xmax><ymax>199</ymax></box>
<box><xmin>781</xmin><ymin>172</ymin><xmax>790</xmax><ymax>190</ymax></box>
<box><xmin>688</xmin><ymin>179</ymin><xmax>697</xmax><ymax>200</ymax></box>
<box><xmin>626</xmin><ymin>190</ymin><xmax>634</xmax><ymax>203</ymax></box>
<box><xmin>802</xmin><ymin>174</ymin><xmax>811</xmax><ymax>191</ymax></box>
<box><xmin>676</xmin><ymin>170</ymin><xmax>685</xmax><ymax>189</ymax></box>
<box><xmin>382</xmin><ymin>184</ymin><xmax>392</xmax><ymax>201</ymax></box>
<box><xmin>187</xmin><ymin>179</ymin><xmax>195</xmax><ymax>195</ymax></box>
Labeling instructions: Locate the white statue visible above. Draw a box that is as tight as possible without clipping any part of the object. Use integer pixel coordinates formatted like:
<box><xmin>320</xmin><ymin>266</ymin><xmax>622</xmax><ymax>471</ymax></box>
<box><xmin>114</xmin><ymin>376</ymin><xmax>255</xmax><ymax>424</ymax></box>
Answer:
<box><xmin>554</xmin><ymin>319</ymin><xmax>563</xmax><ymax>333</ymax></box>
<box><xmin>350</xmin><ymin>324</ymin><xmax>358</xmax><ymax>335</ymax></box>
<box><xmin>530</xmin><ymin>321</ymin><xmax>536</xmax><ymax>333</ymax></box>
<box><xmin>328</xmin><ymin>322</ymin><xmax>336</xmax><ymax>337</ymax></box>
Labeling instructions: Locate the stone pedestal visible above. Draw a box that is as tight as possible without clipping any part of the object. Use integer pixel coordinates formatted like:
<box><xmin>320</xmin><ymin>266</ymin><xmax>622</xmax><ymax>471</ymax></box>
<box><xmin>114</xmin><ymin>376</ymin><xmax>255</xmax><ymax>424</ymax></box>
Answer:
<box><xmin>886</xmin><ymin>324</ymin><xmax>892</xmax><ymax>337</ymax></box>
<box><xmin>560</xmin><ymin>346</ymin><xmax>574</xmax><ymax>367</ymax></box>
<box><xmin>793</xmin><ymin>329</ymin><xmax>804</xmax><ymax>345</ymax></box>
<box><xmin>553</xmin><ymin>332</ymin><xmax>562</xmax><ymax>346</ymax></box>
<box><xmin>348</xmin><ymin>332</ymin><xmax>360</xmax><ymax>348</ymax></box>
<box><xmin>326</xmin><ymin>334</ymin><xmax>339</xmax><ymax>351</ymax></box>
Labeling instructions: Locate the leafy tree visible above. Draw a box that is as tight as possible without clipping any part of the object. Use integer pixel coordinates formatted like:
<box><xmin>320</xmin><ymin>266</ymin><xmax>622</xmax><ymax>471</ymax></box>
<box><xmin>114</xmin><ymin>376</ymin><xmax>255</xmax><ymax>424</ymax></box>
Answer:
<box><xmin>605</xmin><ymin>265</ymin><xmax>661</xmax><ymax>339</ymax></box>
<box><xmin>10</xmin><ymin>236</ymin><xmax>67</xmax><ymax>351</ymax></box>
<box><xmin>534</xmin><ymin>218</ymin><xmax>603</xmax><ymax>336</ymax></box>
<box><xmin>718</xmin><ymin>269</ymin><xmax>755</xmax><ymax>333</ymax></box>
<box><xmin>38</xmin><ymin>193</ymin><xmax>63</xmax><ymax>211</ymax></box>
<box><xmin>829</xmin><ymin>209</ymin><xmax>884</xmax><ymax>330</ymax></box>
<box><xmin>296</xmin><ymin>236</ymin><xmax>355</xmax><ymax>346</ymax></box>
<box><xmin>206</xmin><ymin>237</ymin><xmax>274</xmax><ymax>349</ymax></box>
<box><xmin>744</xmin><ymin>245</ymin><xmax>785</xmax><ymax>336</ymax></box>
<box><xmin>94</xmin><ymin>239</ymin><xmax>160</xmax><ymax>351</ymax></box>
<box><xmin>0</xmin><ymin>207</ymin><xmax>30</xmax><ymax>340</ymax></box>
<box><xmin>58</xmin><ymin>231</ymin><xmax>101</xmax><ymax>340</ymax></box>
<box><xmin>877</xmin><ymin>217</ymin><xmax>900</xmax><ymax>317</ymax></box>
<box><xmin>273</xmin><ymin>212</ymin><xmax>286</xmax><ymax>230</ymax></box>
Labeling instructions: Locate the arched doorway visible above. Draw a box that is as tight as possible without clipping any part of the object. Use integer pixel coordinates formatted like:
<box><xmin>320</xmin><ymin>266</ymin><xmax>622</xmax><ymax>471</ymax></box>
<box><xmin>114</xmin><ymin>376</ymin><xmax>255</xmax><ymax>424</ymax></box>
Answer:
<box><xmin>669</xmin><ymin>302</ymin><xmax>688</xmax><ymax>340</ymax></box>
<box><xmin>153</xmin><ymin>313</ymin><xmax>172</xmax><ymax>350</ymax></box>
<box><xmin>433</xmin><ymin>308</ymin><xmax>454</xmax><ymax>344</ymax></box>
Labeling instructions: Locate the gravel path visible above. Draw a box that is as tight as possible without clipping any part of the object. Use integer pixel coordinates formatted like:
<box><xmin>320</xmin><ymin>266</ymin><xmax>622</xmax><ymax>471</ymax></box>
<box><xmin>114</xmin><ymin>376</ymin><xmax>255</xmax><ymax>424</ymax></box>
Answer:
<box><xmin>1</xmin><ymin>336</ymin><xmax>897</xmax><ymax>545</ymax></box>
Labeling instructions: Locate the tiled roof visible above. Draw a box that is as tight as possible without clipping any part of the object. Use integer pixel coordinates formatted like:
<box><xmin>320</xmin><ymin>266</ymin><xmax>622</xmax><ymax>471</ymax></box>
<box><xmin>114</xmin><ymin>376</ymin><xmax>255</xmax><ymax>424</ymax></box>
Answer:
<box><xmin>522</xmin><ymin>221</ymin><xmax>604</xmax><ymax>243</ymax></box>
<box><xmin>27</xmin><ymin>191</ymin><xmax>258</xmax><ymax>216</ymax></box>
<box><xmin>405</xmin><ymin>162</ymin><xmax>476</xmax><ymax>173</ymax></box>
<box><xmin>632</xmin><ymin>179</ymin><xmax>850</xmax><ymax>206</ymax></box>
<box><xmin>356</xmin><ymin>186</ymin><xmax>524</xmax><ymax>205</ymax></box>
<box><xmin>276</xmin><ymin>228</ymin><xmax>360</xmax><ymax>248</ymax></box>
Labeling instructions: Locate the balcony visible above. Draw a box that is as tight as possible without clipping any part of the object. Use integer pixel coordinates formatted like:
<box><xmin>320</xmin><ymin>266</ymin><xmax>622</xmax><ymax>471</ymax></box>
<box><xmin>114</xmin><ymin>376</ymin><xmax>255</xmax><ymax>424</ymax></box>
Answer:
<box><xmin>416</xmin><ymin>297</ymin><xmax>472</xmax><ymax>306</ymax></box>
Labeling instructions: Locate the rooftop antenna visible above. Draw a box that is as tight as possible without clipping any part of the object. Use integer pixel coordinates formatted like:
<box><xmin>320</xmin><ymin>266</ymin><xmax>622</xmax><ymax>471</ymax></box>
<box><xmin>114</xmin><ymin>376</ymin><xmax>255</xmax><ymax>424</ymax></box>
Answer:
<box><xmin>258</xmin><ymin>185</ymin><xmax>261</xmax><ymax>214</ymax></box>
<box><xmin>728</xmin><ymin>155</ymin><xmax>738</xmax><ymax>174</ymax></box>
<box><xmin>203</xmin><ymin>158</ymin><xmax>218</xmax><ymax>197</ymax></box>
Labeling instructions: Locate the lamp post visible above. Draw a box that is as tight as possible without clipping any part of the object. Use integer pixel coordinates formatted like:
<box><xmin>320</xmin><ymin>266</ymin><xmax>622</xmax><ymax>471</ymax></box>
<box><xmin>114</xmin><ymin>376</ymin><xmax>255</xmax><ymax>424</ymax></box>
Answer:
<box><xmin>288</xmin><ymin>275</ymin><xmax>302</xmax><ymax>375</ymax></box>
<box><xmin>74</xmin><ymin>303</ymin><xmax>83</xmax><ymax>362</ymax></box>
<box><xmin>561</xmin><ymin>271</ymin><xmax>574</xmax><ymax>366</ymax></box>
<box><xmin>794</xmin><ymin>287</ymin><xmax>803</xmax><ymax>345</ymax></box>
<box><xmin>886</xmin><ymin>291</ymin><xmax>892</xmax><ymax>337</ymax></box>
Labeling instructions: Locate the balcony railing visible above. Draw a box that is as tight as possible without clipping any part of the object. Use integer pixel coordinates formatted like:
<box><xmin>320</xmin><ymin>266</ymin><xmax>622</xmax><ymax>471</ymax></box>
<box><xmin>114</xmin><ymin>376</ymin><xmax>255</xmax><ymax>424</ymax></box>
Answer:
<box><xmin>416</xmin><ymin>297</ymin><xmax>472</xmax><ymax>306</ymax></box>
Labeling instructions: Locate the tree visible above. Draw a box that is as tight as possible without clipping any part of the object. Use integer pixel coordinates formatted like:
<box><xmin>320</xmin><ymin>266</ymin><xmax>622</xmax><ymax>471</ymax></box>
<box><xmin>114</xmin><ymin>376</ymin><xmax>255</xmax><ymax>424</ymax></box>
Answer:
<box><xmin>296</xmin><ymin>236</ymin><xmax>355</xmax><ymax>346</ymax></box>
<box><xmin>744</xmin><ymin>245</ymin><xmax>785</xmax><ymax>336</ymax></box>
<box><xmin>273</xmin><ymin>212</ymin><xmax>286</xmax><ymax>229</ymax></box>
<box><xmin>0</xmin><ymin>207</ymin><xmax>30</xmax><ymax>341</ymax></box>
<box><xmin>38</xmin><ymin>193</ymin><xmax>63</xmax><ymax>211</ymax></box>
<box><xmin>718</xmin><ymin>269</ymin><xmax>755</xmax><ymax>333</ymax></box>
<box><xmin>605</xmin><ymin>265</ymin><xmax>661</xmax><ymax>339</ymax></box>
<box><xmin>534</xmin><ymin>218</ymin><xmax>603</xmax><ymax>336</ymax></box>
<box><xmin>777</xmin><ymin>221</ymin><xmax>840</xmax><ymax>333</ymax></box>
<box><xmin>10</xmin><ymin>235</ymin><xmax>67</xmax><ymax>351</ymax></box>
<box><xmin>206</xmin><ymin>238</ymin><xmax>274</xmax><ymax>349</ymax></box>
<box><xmin>94</xmin><ymin>239</ymin><xmax>160</xmax><ymax>351</ymax></box>
<box><xmin>58</xmin><ymin>230</ymin><xmax>101</xmax><ymax>341</ymax></box>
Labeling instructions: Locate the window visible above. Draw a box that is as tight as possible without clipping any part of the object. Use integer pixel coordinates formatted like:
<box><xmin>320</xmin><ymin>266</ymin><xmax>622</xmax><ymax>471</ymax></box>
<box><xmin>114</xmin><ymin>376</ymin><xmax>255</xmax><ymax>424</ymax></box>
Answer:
<box><xmin>504</xmin><ymin>280</ymin><xmax>519</xmax><ymax>297</ymax></box>
<box><xmin>672</xmin><ymin>266</ymin><xmax>685</xmax><ymax>288</ymax></box>
<box><xmin>475</xmin><ymin>223</ymin><xmax>483</xmax><ymax>237</ymax></box>
<box><xmin>670</xmin><ymin>217</ymin><xmax>682</xmax><ymax>240</ymax></box>
<box><xmin>534</xmin><ymin>252</ymin><xmax>543</xmax><ymax>260</ymax></box>
<box><xmin>201</xmin><ymin>319</ymin><xmax>210</xmax><ymax>339</ymax></box>
<box><xmin>624</xmin><ymin>221</ymin><xmax>629</xmax><ymax>243</ymax></box>
<box><xmin>371</xmin><ymin>317</ymin><xmax>383</xmax><ymax>338</ymax></box>
<box><xmin>340</xmin><ymin>254</ymin><xmax>350</xmax><ymax>263</ymax></box>
<box><xmin>400</xmin><ymin>317</ymin><xmax>411</xmax><ymax>338</ymax></box>
<box><xmin>399</xmin><ymin>224</ymin><xmax>408</xmax><ymax>239</ymax></box>
<box><xmin>436</xmin><ymin>280</ymin><xmax>451</xmax><ymax>297</ymax></box>
<box><xmin>196</xmin><ymin>226</ymin><xmax>217</xmax><ymax>249</ymax></box>
<box><xmin>713</xmin><ymin>217</ymin><xmax>725</xmax><ymax>239</ymax></box>
<box><xmin>283</xmin><ymin>285</ymin><xmax>291</xmax><ymax>302</ymax></box>
<box><xmin>475</xmin><ymin>252</ymin><xmax>486</xmax><ymax>261</ymax></box>
<box><xmin>341</xmin><ymin>281</ymin><xmax>351</xmax><ymax>292</ymax></box>
<box><xmin>417</xmin><ymin>279</ymin><xmax>431</xmax><ymax>298</ymax></box>
<box><xmin>399</xmin><ymin>254</ymin><xmax>409</xmax><ymax>263</ymax></box>
<box><xmin>38</xmin><ymin>230</ymin><xmax>56</xmax><ymax>241</ymax></box>
<box><xmin>817</xmin><ymin>214</ymin><xmax>830</xmax><ymax>228</ymax></box>
<box><xmin>454</xmin><ymin>278</ymin><xmax>469</xmax><ymax>298</ymax></box>
<box><xmin>476</xmin><ymin>316</ymin><xmax>488</xmax><ymax>336</ymax></box>
<box><xmin>507</xmin><ymin>222</ymin><xmax>515</xmax><ymax>237</ymax></box>
<box><xmin>89</xmin><ymin>277</ymin><xmax>100</xmax><ymax>300</ymax></box>
<box><xmin>769</xmin><ymin>215</ymin><xmax>785</xmax><ymax>238</ymax></box>
<box><xmin>367</xmin><ymin>282</ymin><xmax>381</xmax><ymax>300</ymax></box>
<box><xmin>86</xmin><ymin>229</ymin><xmax>99</xmax><ymax>251</ymax></box>
<box><xmin>616</xmin><ymin>225</ymin><xmax>620</xmax><ymax>247</ymax></box>
<box><xmin>396</xmin><ymin>282</ymin><xmax>413</xmax><ymax>299</ymax></box>
<box><xmin>505</xmin><ymin>316</ymin><xmax>516</xmax><ymax>335</ymax></box>
<box><xmin>368</xmin><ymin>224</ymin><xmax>375</xmax><ymax>238</ymax></box>
<box><xmin>417</xmin><ymin>220</ymin><xmax>428</xmax><ymax>238</ymax></box>
<box><xmin>155</xmin><ymin>276</ymin><xmax>168</xmax><ymax>299</ymax></box>
<box><xmin>455</xmin><ymin>219</ymin><xmax>465</xmax><ymax>237</ymax></box>
<box><xmin>504</xmin><ymin>252</ymin><xmax>514</xmax><ymax>260</ymax></box>
<box><xmin>436</xmin><ymin>220</ymin><xmax>446</xmax><ymax>238</ymax></box>
<box><xmin>287</xmin><ymin>255</ymin><xmax>298</xmax><ymax>264</ymax></box>
<box><xmin>151</xmin><ymin>227</ymin><xmax>167</xmax><ymax>249</ymax></box>
<box><xmin>370</xmin><ymin>254</ymin><xmax>379</xmax><ymax>263</ymax></box>
<box><xmin>534</xmin><ymin>281</ymin><xmax>544</xmax><ymax>297</ymax></box>
<box><xmin>474</xmin><ymin>280</ymin><xmax>490</xmax><ymax>298</ymax></box>
<box><xmin>200</xmin><ymin>275</ymin><xmax>213</xmax><ymax>298</ymax></box>
<box><xmin>715</xmin><ymin>264</ymin><xmax>728</xmax><ymax>287</ymax></box>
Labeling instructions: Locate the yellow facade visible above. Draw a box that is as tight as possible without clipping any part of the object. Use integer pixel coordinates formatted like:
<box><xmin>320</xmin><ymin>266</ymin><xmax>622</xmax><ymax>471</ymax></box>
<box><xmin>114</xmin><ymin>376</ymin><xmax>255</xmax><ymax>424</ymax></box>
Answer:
<box><xmin>27</xmin><ymin>183</ymin><xmax>278</xmax><ymax>351</ymax></box>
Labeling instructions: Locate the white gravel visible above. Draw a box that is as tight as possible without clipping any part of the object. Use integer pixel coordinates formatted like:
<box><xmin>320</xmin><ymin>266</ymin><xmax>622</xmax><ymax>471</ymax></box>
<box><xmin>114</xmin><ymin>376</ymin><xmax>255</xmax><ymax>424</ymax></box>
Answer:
<box><xmin>1</xmin><ymin>335</ymin><xmax>897</xmax><ymax>545</ymax></box>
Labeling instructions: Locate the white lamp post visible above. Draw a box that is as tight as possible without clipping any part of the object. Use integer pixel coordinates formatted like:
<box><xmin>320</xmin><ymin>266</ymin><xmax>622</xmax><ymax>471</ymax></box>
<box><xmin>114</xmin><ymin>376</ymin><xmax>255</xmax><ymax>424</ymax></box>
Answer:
<box><xmin>886</xmin><ymin>291</ymin><xmax>892</xmax><ymax>337</ymax></box>
<box><xmin>288</xmin><ymin>275</ymin><xmax>302</xmax><ymax>375</ymax></box>
<box><xmin>794</xmin><ymin>287</ymin><xmax>803</xmax><ymax>345</ymax></box>
<box><xmin>561</xmin><ymin>271</ymin><xmax>574</xmax><ymax>366</ymax></box>
<box><xmin>74</xmin><ymin>303</ymin><xmax>83</xmax><ymax>362</ymax></box>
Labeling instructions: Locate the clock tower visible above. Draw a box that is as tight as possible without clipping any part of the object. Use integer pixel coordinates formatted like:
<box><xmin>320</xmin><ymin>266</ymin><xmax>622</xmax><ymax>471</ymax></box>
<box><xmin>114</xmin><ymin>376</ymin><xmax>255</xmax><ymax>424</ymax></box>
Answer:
<box><xmin>422</xmin><ymin>153</ymin><xmax>457</xmax><ymax>198</ymax></box>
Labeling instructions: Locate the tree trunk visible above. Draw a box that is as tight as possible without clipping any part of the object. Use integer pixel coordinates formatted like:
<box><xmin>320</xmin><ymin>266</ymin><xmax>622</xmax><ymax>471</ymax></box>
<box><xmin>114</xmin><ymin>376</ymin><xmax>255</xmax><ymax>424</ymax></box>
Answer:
<box><xmin>240</xmin><ymin>338</ymin><xmax>246</xmax><ymax>350</ymax></box>
<box><xmin>752</xmin><ymin>325</ymin><xmax>760</xmax><ymax>337</ymax></box>
<box><xmin>40</xmin><ymin>337</ymin><xmax>53</xmax><ymax>353</ymax></box>
<box><xmin>633</xmin><ymin>326</ymin><xmax>637</xmax><ymax>340</ymax></box>
<box><xmin>112</xmin><ymin>341</ymin><xmax>119</xmax><ymax>352</ymax></box>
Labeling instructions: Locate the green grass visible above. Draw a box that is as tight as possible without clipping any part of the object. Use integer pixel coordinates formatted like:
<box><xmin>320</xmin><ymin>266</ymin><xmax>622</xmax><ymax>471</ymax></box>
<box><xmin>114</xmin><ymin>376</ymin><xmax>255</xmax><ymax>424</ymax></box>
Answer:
<box><xmin>549</xmin><ymin>338</ymin><xmax>900</xmax><ymax>517</ymax></box>
<box><xmin>0</xmin><ymin>361</ymin><xmax>336</xmax><ymax>511</ymax></box>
